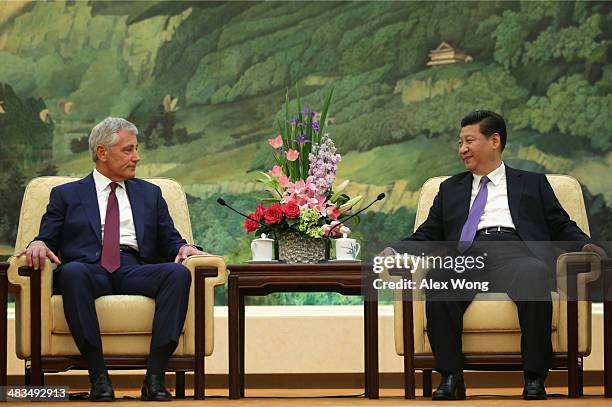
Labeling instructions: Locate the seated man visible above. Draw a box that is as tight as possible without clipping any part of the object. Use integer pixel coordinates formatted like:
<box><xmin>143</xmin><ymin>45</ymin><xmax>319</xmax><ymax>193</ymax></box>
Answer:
<box><xmin>18</xmin><ymin>117</ymin><xmax>207</xmax><ymax>401</ymax></box>
<box><xmin>403</xmin><ymin>111</ymin><xmax>606</xmax><ymax>400</ymax></box>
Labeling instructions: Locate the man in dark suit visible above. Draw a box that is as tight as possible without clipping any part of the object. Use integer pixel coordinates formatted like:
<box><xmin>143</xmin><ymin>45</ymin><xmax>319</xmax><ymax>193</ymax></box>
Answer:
<box><xmin>18</xmin><ymin>117</ymin><xmax>207</xmax><ymax>401</ymax></box>
<box><xmin>403</xmin><ymin>111</ymin><xmax>606</xmax><ymax>400</ymax></box>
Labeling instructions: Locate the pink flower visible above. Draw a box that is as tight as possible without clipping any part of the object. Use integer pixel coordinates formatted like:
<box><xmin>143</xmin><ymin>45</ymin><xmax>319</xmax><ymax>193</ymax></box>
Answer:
<box><xmin>311</xmin><ymin>194</ymin><xmax>329</xmax><ymax>215</ymax></box>
<box><xmin>268</xmin><ymin>135</ymin><xmax>283</xmax><ymax>149</ymax></box>
<box><xmin>269</xmin><ymin>165</ymin><xmax>283</xmax><ymax>178</ymax></box>
<box><xmin>281</xmin><ymin>177</ymin><xmax>323</xmax><ymax>209</ymax></box>
<box><xmin>286</xmin><ymin>148</ymin><xmax>299</xmax><ymax>161</ymax></box>
<box><xmin>278</xmin><ymin>175</ymin><xmax>290</xmax><ymax>187</ymax></box>
<box><xmin>326</xmin><ymin>205</ymin><xmax>341</xmax><ymax>220</ymax></box>
<box><xmin>286</xmin><ymin>179</ymin><xmax>305</xmax><ymax>195</ymax></box>
<box><xmin>323</xmin><ymin>221</ymin><xmax>351</xmax><ymax>237</ymax></box>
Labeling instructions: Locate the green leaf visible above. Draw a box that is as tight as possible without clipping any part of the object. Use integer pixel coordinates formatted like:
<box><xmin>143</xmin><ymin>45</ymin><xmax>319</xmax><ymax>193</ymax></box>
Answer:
<box><xmin>318</xmin><ymin>87</ymin><xmax>334</xmax><ymax>137</ymax></box>
<box><xmin>284</xmin><ymin>89</ymin><xmax>290</xmax><ymax>140</ymax></box>
<box><xmin>259</xmin><ymin>197</ymin><xmax>281</xmax><ymax>203</ymax></box>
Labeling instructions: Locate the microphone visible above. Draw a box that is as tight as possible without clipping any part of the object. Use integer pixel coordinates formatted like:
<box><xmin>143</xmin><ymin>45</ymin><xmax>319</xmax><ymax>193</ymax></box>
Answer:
<box><xmin>216</xmin><ymin>197</ymin><xmax>268</xmax><ymax>229</ymax></box>
<box><xmin>326</xmin><ymin>193</ymin><xmax>386</xmax><ymax>236</ymax></box>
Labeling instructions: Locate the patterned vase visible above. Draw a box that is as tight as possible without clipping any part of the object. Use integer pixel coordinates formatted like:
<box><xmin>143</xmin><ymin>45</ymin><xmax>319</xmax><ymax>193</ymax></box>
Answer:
<box><xmin>278</xmin><ymin>230</ymin><xmax>327</xmax><ymax>264</ymax></box>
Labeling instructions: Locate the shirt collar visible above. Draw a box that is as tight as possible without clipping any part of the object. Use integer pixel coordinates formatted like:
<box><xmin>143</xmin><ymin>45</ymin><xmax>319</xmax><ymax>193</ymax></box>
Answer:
<box><xmin>473</xmin><ymin>161</ymin><xmax>505</xmax><ymax>187</ymax></box>
<box><xmin>93</xmin><ymin>168</ymin><xmax>125</xmax><ymax>193</ymax></box>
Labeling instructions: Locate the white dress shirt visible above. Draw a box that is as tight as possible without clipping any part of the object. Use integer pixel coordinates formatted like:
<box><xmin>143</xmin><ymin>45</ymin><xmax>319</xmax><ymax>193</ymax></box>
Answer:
<box><xmin>470</xmin><ymin>162</ymin><xmax>516</xmax><ymax>231</ymax></box>
<box><xmin>92</xmin><ymin>169</ymin><xmax>139</xmax><ymax>251</ymax></box>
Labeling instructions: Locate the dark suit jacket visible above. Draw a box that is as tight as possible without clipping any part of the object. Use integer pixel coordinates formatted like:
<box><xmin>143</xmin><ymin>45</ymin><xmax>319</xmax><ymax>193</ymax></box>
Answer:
<box><xmin>35</xmin><ymin>173</ymin><xmax>187</xmax><ymax>265</ymax></box>
<box><xmin>407</xmin><ymin>166</ymin><xmax>591</xmax><ymax>264</ymax></box>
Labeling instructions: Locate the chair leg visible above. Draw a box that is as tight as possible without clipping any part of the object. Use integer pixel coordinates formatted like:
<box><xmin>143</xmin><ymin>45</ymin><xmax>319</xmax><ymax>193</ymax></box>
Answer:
<box><xmin>25</xmin><ymin>366</ymin><xmax>43</xmax><ymax>386</ymax></box>
<box><xmin>568</xmin><ymin>358</ymin><xmax>580</xmax><ymax>398</ymax></box>
<box><xmin>578</xmin><ymin>359</ymin><xmax>584</xmax><ymax>397</ymax></box>
<box><xmin>28</xmin><ymin>362</ymin><xmax>42</xmax><ymax>386</ymax></box>
<box><xmin>402</xmin><ymin>300</ymin><xmax>415</xmax><ymax>399</ymax></box>
<box><xmin>24</xmin><ymin>366</ymin><xmax>30</xmax><ymax>386</ymax></box>
<box><xmin>175</xmin><ymin>372</ymin><xmax>185</xmax><ymax>399</ymax></box>
<box><xmin>422</xmin><ymin>369</ymin><xmax>432</xmax><ymax>397</ymax></box>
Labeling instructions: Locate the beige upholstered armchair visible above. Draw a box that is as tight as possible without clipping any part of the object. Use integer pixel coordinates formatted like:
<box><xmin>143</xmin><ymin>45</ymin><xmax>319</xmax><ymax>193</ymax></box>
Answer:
<box><xmin>6</xmin><ymin>176</ymin><xmax>227</xmax><ymax>399</ymax></box>
<box><xmin>392</xmin><ymin>175</ymin><xmax>601</xmax><ymax>398</ymax></box>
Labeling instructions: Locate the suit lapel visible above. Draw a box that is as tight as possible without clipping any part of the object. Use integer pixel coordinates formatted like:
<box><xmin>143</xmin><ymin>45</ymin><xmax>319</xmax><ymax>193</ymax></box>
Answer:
<box><xmin>455</xmin><ymin>172</ymin><xmax>473</xmax><ymax>236</ymax></box>
<box><xmin>125</xmin><ymin>180</ymin><xmax>144</xmax><ymax>250</ymax></box>
<box><xmin>78</xmin><ymin>173</ymin><xmax>102</xmax><ymax>243</ymax></box>
<box><xmin>505</xmin><ymin>166</ymin><xmax>524</xmax><ymax>229</ymax></box>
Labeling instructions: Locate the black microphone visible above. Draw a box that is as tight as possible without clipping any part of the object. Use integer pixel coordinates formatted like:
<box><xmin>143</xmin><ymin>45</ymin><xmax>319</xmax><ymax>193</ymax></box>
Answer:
<box><xmin>326</xmin><ymin>193</ymin><xmax>386</xmax><ymax>236</ymax></box>
<box><xmin>216</xmin><ymin>197</ymin><xmax>268</xmax><ymax>229</ymax></box>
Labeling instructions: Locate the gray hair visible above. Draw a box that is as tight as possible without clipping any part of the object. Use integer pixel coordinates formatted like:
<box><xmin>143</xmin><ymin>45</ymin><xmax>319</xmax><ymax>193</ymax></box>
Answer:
<box><xmin>88</xmin><ymin>117</ymin><xmax>139</xmax><ymax>162</ymax></box>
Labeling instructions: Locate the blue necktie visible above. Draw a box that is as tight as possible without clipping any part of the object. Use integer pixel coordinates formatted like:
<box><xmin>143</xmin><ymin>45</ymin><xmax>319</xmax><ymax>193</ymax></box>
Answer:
<box><xmin>457</xmin><ymin>176</ymin><xmax>490</xmax><ymax>253</ymax></box>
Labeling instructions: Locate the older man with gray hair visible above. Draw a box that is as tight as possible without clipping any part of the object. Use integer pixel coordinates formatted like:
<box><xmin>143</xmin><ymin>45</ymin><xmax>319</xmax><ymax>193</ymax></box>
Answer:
<box><xmin>20</xmin><ymin>117</ymin><xmax>206</xmax><ymax>401</ymax></box>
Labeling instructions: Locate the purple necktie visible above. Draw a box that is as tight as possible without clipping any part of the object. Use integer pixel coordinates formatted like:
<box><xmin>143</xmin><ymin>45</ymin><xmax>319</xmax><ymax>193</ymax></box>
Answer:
<box><xmin>457</xmin><ymin>176</ymin><xmax>490</xmax><ymax>253</ymax></box>
<box><xmin>101</xmin><ymin>182</ymin><xmax>120</xmax><ymax>273</ymax></box>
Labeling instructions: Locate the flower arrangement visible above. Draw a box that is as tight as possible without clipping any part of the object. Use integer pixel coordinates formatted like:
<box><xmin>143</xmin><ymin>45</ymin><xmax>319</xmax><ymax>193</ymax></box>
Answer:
<box><xmin>243</xmin><ymin>88</ymin><xmax>362</xmax><ymax>244</ymax></box>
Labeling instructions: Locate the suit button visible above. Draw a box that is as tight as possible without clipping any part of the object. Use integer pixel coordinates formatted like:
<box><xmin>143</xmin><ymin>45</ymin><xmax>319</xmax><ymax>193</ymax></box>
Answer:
<box><xmin>95</xmin><ymin>252</ymin><xmax>100</xmax><ymax>257</ymax></box>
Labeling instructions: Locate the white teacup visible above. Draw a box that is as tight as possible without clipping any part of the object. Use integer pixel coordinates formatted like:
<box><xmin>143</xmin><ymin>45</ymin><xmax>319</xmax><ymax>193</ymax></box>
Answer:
<box><xmin>251</xmin><ymin>233</ymin><xmax>274</xmax><ymax>261</ymax></box>
<box><xmin>335</xmin><ymin>234</ymin><xmax>360</xmax><ymax>260</ymax></box>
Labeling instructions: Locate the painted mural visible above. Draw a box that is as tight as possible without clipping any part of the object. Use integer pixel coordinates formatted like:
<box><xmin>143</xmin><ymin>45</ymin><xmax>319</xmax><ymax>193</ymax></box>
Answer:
<box><xmin>1</xmin><ymin>1</ymin><xmax>610</xmax><ymax>304</ymax></box>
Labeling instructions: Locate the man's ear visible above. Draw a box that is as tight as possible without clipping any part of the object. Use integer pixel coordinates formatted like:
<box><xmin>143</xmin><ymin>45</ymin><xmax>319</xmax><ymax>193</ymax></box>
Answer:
<box><xmin>95</xmin><ymin>145</ymin><xmax>107</xmax><ymax>162</ymax></box>
<box><xmin>490</xmin><ymin>133</ymin><xmax>501</xmax><ymax>150</ymax></box>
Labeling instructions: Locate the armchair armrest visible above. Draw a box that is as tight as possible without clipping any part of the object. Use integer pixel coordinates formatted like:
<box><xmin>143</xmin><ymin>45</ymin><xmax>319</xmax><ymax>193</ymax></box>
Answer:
<box><xmin>179</xmin><ymin>255</ymin><xmax>227</xmax><ymax>356</ymax></box>
<box><xmin>385</xmin><ymin>253</ymin><xmax>432</xmax><ymax>302</ymax></box>
<box><xmin>556</xmin><ymin>252</ymin><xmax>601</xmax><ymax>301</ymax></box>
<box><xmin>181</xmin><ymin>254</ymin><xmax>228</xmax><ymax>287</ymax></box>
<box><xmin>7</xmin><ymin>255</ymin><xmax>54</xmax><ymax>288</ymax></box>
<box><xmin>6</xmin><ymin>256</ymin><xmax>54</xmax><ymax>360</ymax></box>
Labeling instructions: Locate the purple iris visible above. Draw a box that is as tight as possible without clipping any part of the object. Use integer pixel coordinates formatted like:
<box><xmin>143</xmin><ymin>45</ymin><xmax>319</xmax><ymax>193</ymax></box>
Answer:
<box><xmin>294</xmin><ymin>134</ymin><xmax>310</xmax><ymax>144</ymax></box>
<box><xmin>312</xmin><ymin>121</ymin><xmax>320</xmax><ymax>133</ymax></box>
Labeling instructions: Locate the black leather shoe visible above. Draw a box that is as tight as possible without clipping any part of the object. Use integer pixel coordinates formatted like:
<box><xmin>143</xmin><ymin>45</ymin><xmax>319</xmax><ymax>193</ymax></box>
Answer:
<box><xmin>141</xmin><ymin>373</ymin><xmax>172</xmax><ymax>401</ymax></box>
<box><xmin>432</xmin><ymin>373</ymin><xmax>466</xmax><ymax>400</ymax></box>
<box><xmin>523</xmin><ymin>376</ymin><xmax>547</xmax><ymax>400</ymax></box>
<box><xmin>89</xmin><ymin>374</ymin><xmax>115</xmax><ymax>402</ymax></box>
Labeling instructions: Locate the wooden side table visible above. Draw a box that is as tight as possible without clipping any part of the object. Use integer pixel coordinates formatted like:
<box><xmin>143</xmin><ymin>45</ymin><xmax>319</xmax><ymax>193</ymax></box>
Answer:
<box><xmin>227</xmin><ymin>262</ymin><xmax>379</xmax><ymax>399</ymax></box>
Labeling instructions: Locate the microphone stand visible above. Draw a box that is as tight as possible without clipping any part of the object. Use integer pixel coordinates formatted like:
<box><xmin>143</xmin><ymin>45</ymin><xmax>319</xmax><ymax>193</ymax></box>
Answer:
<box><xmin>327</xmin><ymin>193</ymin><xmax>386</xmax><ymax>237</ymax></box>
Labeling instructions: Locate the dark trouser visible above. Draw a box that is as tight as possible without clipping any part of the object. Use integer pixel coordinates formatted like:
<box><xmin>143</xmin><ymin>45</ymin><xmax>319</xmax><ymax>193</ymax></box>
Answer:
<box><xmin>425</xmin><ymin>232</ymin><xmax>553</xmax><ymax>378</ymax></box>
<box><xmin>54</xmin><ymin>251</ymin><xmax>191</xmax><ymax>356</ymax></box>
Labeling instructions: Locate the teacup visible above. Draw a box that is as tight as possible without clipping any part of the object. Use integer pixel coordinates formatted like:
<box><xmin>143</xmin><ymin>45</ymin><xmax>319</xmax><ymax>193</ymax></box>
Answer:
<box><xmin>250</xmin><ymin>233</ymin><xmax>274</xmax><ymax>261</ymax></box>
<box><xmin>335</xmin><ymin>234</ymin><xmax>360</xmax><ymax>260</ymax></box>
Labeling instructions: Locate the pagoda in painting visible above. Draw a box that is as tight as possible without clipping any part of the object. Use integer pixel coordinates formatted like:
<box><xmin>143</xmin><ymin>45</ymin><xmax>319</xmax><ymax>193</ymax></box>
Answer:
<box><xmin>427</xmin><ymin>42</ymin><xmax>473</xmax><ymax>66</ymax></box>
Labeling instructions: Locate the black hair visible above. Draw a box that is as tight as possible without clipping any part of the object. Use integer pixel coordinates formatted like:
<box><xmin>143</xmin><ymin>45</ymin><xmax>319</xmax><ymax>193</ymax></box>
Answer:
<box><xmin>460</xmin><ymin>110</ymin><xmax>507</xmax><ymax>151</ymax></box>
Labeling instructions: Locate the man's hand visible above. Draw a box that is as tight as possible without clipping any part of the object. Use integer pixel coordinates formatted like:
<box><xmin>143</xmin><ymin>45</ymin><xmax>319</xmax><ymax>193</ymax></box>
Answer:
<box><xmin>582</xmin><ymin>243</ymin><xmax>607</xmax><ymax>259</ymax></box>
<box><xmin>16</xmin><ymin>240</ymin><xmax>61</xmax><ymax>270</ymax></box>
<box><xmin>377</xmin><ymin>246</ymin><xmax>398</xmax><ymax>258</ymax></box>
<box><xmin>174</xmin><ymin>244</ymin><xmax>211</xmax><ymax>263</ymax></box>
